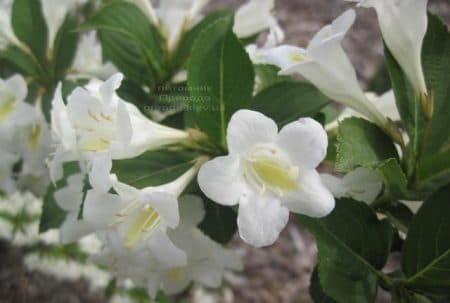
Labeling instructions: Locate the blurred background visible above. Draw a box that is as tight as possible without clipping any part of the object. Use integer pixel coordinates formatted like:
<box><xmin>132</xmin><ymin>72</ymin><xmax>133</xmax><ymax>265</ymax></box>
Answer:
<box><xmin>1</xmin><ymin>1</ymin><xmax>449</xmax><ymax>302</ymax></box>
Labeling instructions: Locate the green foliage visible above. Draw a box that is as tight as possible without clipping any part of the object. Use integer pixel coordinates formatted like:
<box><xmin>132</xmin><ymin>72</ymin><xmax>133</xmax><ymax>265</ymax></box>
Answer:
<box><xmin>187</xmin><ymin>14</ymin><xmax>254</xmax><ymax>146</ymax></box>
<box><xmin>85</xmin><ymin>1</ymin><xmax>165</xmax><ymax>86</ymax></box>
<box><xmin>298</xmin><ymin>199</ymin><xmax>393</xmax><ymax>303</ymax></box>
<box><xmin>402</xmin><ymin>185</ymin><xmax>450</xmax><ymax>294</ymax></box>
<box><xmin>11</xmin><ymin>0</ymin><xmax>48</xmax><ymax>60</ymax></box>
<box><xmin>52</xmin><ymin>15</ymin><xmax>79</xmax><ymax>80</ymax></box>
<box><xmin>111</xmin><ymin>150</ymin><xmax>199</xmax><ymax>189</ymax></box>
<box><xmin>309</xmin><ymin>267</ymin><xmax>338</xmax><ymax>303</ymax></box>
<box><xmin>253</xmin><ymin>64</ymin><xmax>292</xmax><ymax>92</ymax></box>
<box><xmin>251</xmin><ymin>81</ymin><xmax>329</xmax><ymax>127</ymax></box>
<box><xmin>335</xmin><ymin>117</ymin><xmax>399</xmax><ymax>172</ymax></box>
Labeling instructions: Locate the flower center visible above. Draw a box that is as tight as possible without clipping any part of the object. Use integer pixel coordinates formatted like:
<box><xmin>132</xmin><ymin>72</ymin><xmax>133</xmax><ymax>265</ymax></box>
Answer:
<box><xmin>168</xmin><ymin>267</ymin><xmax>185</xmax><ymax>282</ymax></box>
<box><xmin>28</xmin><ymin>125</ymin><xmax>41</xmax><ymax>151</ymax></box>
<box><xmin>0</xmin><ymin>95</ymin><xmax>16</xmax><ymax>122</ymax></box>
<box><xmin>75</xmin><ymin>108</ymin><xmax>116</xmax><ymax>152</ymax></box>
<box><xmin>244</xmin><ymin>146</ymin><xmax>299</xmax><ymax>196</ymax></box>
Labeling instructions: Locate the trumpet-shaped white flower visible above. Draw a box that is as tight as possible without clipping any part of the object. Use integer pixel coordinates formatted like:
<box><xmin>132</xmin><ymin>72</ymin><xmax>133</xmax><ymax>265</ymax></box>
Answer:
<box><xmin>258</xmin><ymin>10</ymin><xmax>388</xmax><ymax>129</ymax></box>
<box><xmin>91</xmin><ymin>195</ymin><xmax>241</xmax><ymax>298</ymax></box>
<box><xmin>321</xmin><ymin>167</ymin><xmax>383</xmax><ymax>204</ymax></box>
<box><xmin>54</xmin><ymin>173</ymin><xmax>93</xmax><ymax>243</ymax></box>
<box><xmin>0</xmin><ymin>143</ymin><xmax>18</xmax><ymax>194</ymax></box>
<box><xmin>233</xmin><ymin>0</ymin><xmax>281</xmax><ymax>41</ymax></box>
<box><xmin>325</xmin><ymin>90</ymin><xmax>400</xmax><ymax>132</ymax></box>
<box><xmin>198</xmin><ymin>110</ymin><xmax>334</xmax><ymax>247</ymax></box>
<box><xmin>347</xmin><ymin>0</ymin><xmax>428</xmax><ymax>95</ymax></box>
<box><xmin>41</xmin><ymin>0</ymin><xmax>87</xmax><ymax>50</ymax></box>
<box><xmin>83</xmin><ymin>159</ymin><xmax>201</xmax><ymax>263</ymax></box>
<box><xmin>50</xmin><ymin>73</ymin><xmax>189</xmax><ymax>182</ymax></box>
<box><xmin>71</xmin><ymin>32</ymin><xmax>118</xmax><ymax>80</ymax></box>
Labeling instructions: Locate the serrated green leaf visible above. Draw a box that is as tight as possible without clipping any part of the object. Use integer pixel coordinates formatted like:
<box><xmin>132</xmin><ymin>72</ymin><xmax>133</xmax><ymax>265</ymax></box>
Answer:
<box><xmin>298</xmin><ymin>199</ymin><xmax>393</xmax><ymax>303</ymax></box>
<box><xmin>402</xmin><ymin>184</ymin><xmax>450</xmax><ymax>294</ymax></box>
<box><xmin>11</xmin><ymin>0</ymin><xmax>48</xmax><ymax>60</ymax></box>
<box><xmin>187</xmin><ymin>15</ymin><xmax>254</xmax><ymax>146</ymax></box>
<box><xmin>250</xmin><ymin>81</ymin><xmax>329</xmax><ymax>127</ymax></box>
<box><xmin>335</xmin><ymin>117</ymin><xmax>399</xmax><ymax>172</ymax></box>
<box><xmin>111</xmin><ymin>150</ymin><xmax>199</xmax><ymax>189</ymax></box>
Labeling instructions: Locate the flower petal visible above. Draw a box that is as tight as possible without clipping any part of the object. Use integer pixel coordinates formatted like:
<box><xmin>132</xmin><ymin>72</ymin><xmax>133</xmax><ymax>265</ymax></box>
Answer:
<box><xmin>146</xmin><ymin>231</ymin><xmax>187</xmax><ymax>269</ymax></box>
<box><xmin>258</xmin><ymin>45</ymin><xmax>307</xmax><ymax>71</ymax></box>
<box><xmin>277</xmin><ymin>118</ymin><xmax>328</xmax><ymax>169</ymax></box>
<box><xmin>283</xmin><ymin>170</ymin><xmax>335</xmax><ymax>217</ymax></box>
<box><xmin>198</xmin><ymin>156</ymin><xmax>245</xmax><ymax>206</ymax></box>
<box><xmin>60</xmin><ymin>214</ymin><xmax>93</xmax><ymax>244</ymax></box>
<box><xmin>83</xmin><ymin>190</ymin><xmax>125</xmax><ymax>230</ymax></box>
<box><xmin>143</xmin><ymin>191</ymin><xmax>179</xmax><ymax>229</ymax></box>
<box><xmin>237</xmin><ymin>194</ymin><xmax>289</xmax><ymax>247</ymax></box>
<box><xmin>89</xmin><ymin>154</ymin><xmax>113</xmax><ymax>193</ymax></box>
<box><xmin>178</xmin><ymin>194</ymin><xmax>205</xmax><ymax>228</ymax></box>
<box><xmin>227</xmin><ymin>109</ymin><xmax>278</xmax><ymax>155</ymax></box>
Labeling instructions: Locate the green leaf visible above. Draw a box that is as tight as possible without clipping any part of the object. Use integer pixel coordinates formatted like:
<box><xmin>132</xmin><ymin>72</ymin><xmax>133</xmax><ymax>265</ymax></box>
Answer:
<box><xmin>374</xmin><ymin>158</ymin><xmax>411</xmax><ymax>200</ymax></box>
<box><xmin>385</xmin><ymin>47</ymin><xmax>424</xmax><ymax>178</ymax></box>
<box><xmin>381</xmin><ymin>202</ymin><xmax>414</xmax><ymax>234</ymax></box>
<box><xmin>52</xmin><ymin>15</ymin><xmax>79</xmax><ymax>80</ymax></box>
<box><xmin>39</xmin><ymin>162</ymin><xmax>81</xmax><ymax>233</ymax></box>
<box><xmin>250</xmin><ymin>81</ymin><xmax>329</xmax><ymax>127</ymax></box>
<box><xmin>298</xmin><ymin>199</ymin><xmax>393</xmax><ymax>303</ymax></box>
<box><xmin>85</xmin><ymin>1</ymin><xmax>165</xmax><ymax>85</ymax></box>
<box><xmin>171</xmin><ymin>10</ymin><xmax>232</xmax><ymax>70</ymax></box>
<box><xmin>187</xmin><ymin>15</ymin><xmax>254</xmax><ymax>146</ymax></box>
<box><xmin>335</xmin><ymin>117</ymin><xmax>399</xmax><ymax>172</ymax></box>
<box><xmin>253</xmin><ymin>64</ymin><xmax>292</xmax><ymax>92</ymax></box>
<box><xmin>417</xmin><ymin>150</ymin><xmax>450</xmax><ymax>192</ymax></box>
<box><xmin>11</xmin><ymin>0</ymin><xmax>48</xmax><ymax>60</ymax></box>
<box><xmin>402</xmin><ymin>184</ymin><xmax>450</xmax><ymax>294</ymax></box>
<box><xmin>111</xmin><ymin>150</ymin><xmax>199</xmax><ymax>189</ymax></box>
<box><xmin>198</xmin><ymin>193</ymin><xmax>237</xmax><ymax>244</ymax></box>
<box><xmin>310</xmin><ymin>267</ymin><xmax>338</xmax><ymax>303</ymax></box>
<box><xmin>421</xmin><ymin>14</ymin><xmax>450</xmax><ymax>155</ymax></box>
<box><xmin>0</xmin><ymin>46</ymin><xmax>40</xmax><ymax>77</ymax></box>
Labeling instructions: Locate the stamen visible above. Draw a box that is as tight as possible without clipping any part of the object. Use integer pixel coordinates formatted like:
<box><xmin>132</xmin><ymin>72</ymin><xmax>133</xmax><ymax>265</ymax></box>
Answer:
<box><xmin>87</xmin><ymin>109</ymin><xmax>100</xmax><ymax>122</ymax></box>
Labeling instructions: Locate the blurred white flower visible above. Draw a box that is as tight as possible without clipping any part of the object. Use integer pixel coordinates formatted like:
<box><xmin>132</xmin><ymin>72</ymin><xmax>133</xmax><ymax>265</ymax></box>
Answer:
<box><xmin>41</xmin><ymin>0</ymin><xmax>87</xmax><ymax>50</ymax></box>
<box><xmin>258</xmin><ymin>10</ymin><xmax>388</xmax><ymax>129</ymax></box>
<box><xmin>50</xmin><ymin>73</ymin><xmax>189</xmax><ymax>182</ymax></box>
<box><xmin>71</xmin><ymin>31</ymin><xmax>118</xmax><ymax>80</ymax></box>
<box><xmin>0</xmin><ymin>0</ymin><xmax>20</xmax><ymax>49</ymax></box>
<box><xmin>347</xmin><ymin>0</ymin><xmax>428</xmax><ymax>95</ymax></box>
<box><xmin>321</xmin><ymin>167</ymin><xmax>383</xmax><ymax>204</ymax></box>
<box><xmin>198</xmin><ymin>110</ymin><xmax>334</xmax><ymax>247</ymax></box>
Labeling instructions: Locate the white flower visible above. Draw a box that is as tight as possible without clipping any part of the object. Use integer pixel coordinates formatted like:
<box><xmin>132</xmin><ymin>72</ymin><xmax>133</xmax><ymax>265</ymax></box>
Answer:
<box><xmin>321</xmin><ymin>167</ymin><xmax>383</xmax><ymax>204</ymax></box>
<box><xmin>41</xmin><ymin>0</ymin><xmax>87</xmax><ymax>50</ymax></box>
<box><xmin>71</xmin><ymin>31</ymin><xmax>118</xmax><ymax>80</ymax></box>
<box><xmin>50</xmin><ymin>73</ymin><xmax>189</xmax><ymax>182</ymax></box>
<box><xmin>198</xmin><ymin>110</ymin><xmax>334</xmax><ymax>247</ymax></box>
<box><xmin>54</xmin><ymin>173</ymin><xmax>93</xmax><ymax>243</ymax></box>
<box><xmin>0</xmin><ymin>144</ymin><xmax>18</xmax><ymax>194</ymax></box>
<box><xmin>347</xmin><ymin>0</ymin><xmax>428</xmax><ymax>95</ymax></box>
<box><xmin>258</xmin><ymin>10</ymin><xmax>388</xmax><ymax>129</ymax></box>
<box><xmin>233</xmin><ymin>0</ymin><xmax>281</xmax><ymax>42</ymax></box>
<box><xmin>0</xmin><ymin>1</ymin><xmax>20</xmax><ymax>49</ymax></box>
<box><xmin>83</xmin><ymin>158</ymin><xmax>201</xmax><ymax>259</ymax></box>
<box><xmin>162</xmin><ymin>195</ymin><xmax>241</xmax><ymax>295</ymax></box>
<box><xmin>325</xmin><ymin>90</ymin><xmax>400</xmax><ymax>132</ymax></box>
<box><xmin>157</xmin><ymin>0</ymin><xmax>210</xmax><ymax>51</ymax></box>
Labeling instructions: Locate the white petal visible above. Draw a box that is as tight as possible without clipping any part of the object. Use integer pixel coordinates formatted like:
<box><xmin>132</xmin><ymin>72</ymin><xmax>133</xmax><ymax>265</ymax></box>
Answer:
<box><xmin>60</xmin><ymin>214</ymin><xmax>93</xmax><ymax>244</ymax></box>
<box><xmin>277</xmin><ymin>118</ymin><xmax>328</xmax><ymax>169</ymax></box>
<box><xmin>178</xmin><ymin>194</ymin><xmax>205</xmax><ymax>228</ymax></box>
<box><xmin>99</xmin><ymin>73</ymin><xmax>123</xmax><ymax>104</ymax></box>
<box><xmin>54</xmin><ymin>173</ymin><xmax>84</xmax><ymax>212</ymax></box>
<box><xmin>51</xmin><ymin>83</ymin><xmax>77</xmax><ymax>151</ymax></box>
<box><xmin>283</xmin><ymin>170</ymin><xmax>335</xmax><ymax>217</ymax></box>
<box><xmin>227</xmin><ymin>109</ymin><xmax>278</xmax><ymax>155</ymax></box>
<box><xmin>258</xmin><ymin>45</ymin><xmax>307</xmax><ymax>71</ymax></box>
<box><xmin>237</xmin><ymin>194</ymin><xmax>289</xmax><ymax>247</ymax></box>
<box><xmin>320</xmin><ymin>173</ymin><xmax>346</xmax><ymax>198</ymax></box>
<box><xmin>6</xmin><ymin>74</ymin><xmax>27</xmax><ymax>102</ymax></box>
<box><xmin>309</xmin><ymin>9</ymin><xmax>355</xmax><ymax>48</ymax></box>
<box><xmin>89</xmin><ymin>154</ymin><xmax>113</xmax><ymax>193</ymax></box>
<box><xmin>143</xmin><ymin>191</ymin><xmax>179</xmax><ymax>229</ymax></box>
<box><xmin>342</xmin><ymin>167</ymin><xmax>383</xmax><ymax>204</ymax></box>
<box><xmin>198</xmin><ymin>156</ymin><xmax>245</xmax><ymax>206</ymax></box>
<box><xmin>83</xmin><ymin>190</ymin><xmax>124</xmax><ymax>230</ymax></box>
<box><xmin>147</xmin><ymin>232</ymin><xmax>187</xmax><ymax>268</ymax></box>
<box><xmin>233</xmin><ymin>0</ymin><xmax>274</xmax><ymax>38</ymax></box>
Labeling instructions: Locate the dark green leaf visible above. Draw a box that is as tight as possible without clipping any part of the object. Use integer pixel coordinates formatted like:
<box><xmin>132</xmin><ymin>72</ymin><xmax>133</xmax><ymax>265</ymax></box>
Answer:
<box><xmin>298</xmin><ymin>199</ymin><xmax>393</xmax><ymax>303</ymax></box>
<box><xmin>402</xmin><ymin>184</ymin><xmax>450</xmax><ymax>294</ymax></box>
<box><xmin>335</xmin><ymin>117</ymin><xmax>399</xmax><ymax>172</ymax></box>
<box><xmin>310</xmin><ymin>267</ymin><xmax>338</xmax><ymax>303</ymax></box>
<box><xmin>85</xmin><ymin>1</ymin><xmax>165</xmax><ymax>85</ymax></box>
<box><xmin>381</xmin><ymin>202</ymin><xmax>414</xmax><ymax>234</ymax></box>
<box><xmin>251</xmin><ymin>81</ymin><xmax>329</xmax><ymax>127</ymax></box>
<box><xmin>111</xmin><ymin>150</ymin><xmax>199</xmax><ymax>189</ymax></box>
<box><xmin>417</xmin><ymin>150</ymin><xmax>450</xmax><ymax>192</ymax></box>
<box><xmin>187</xmin><ymin>15</ymin><xmax>254</xmax><ymax>146</ymax></box>
<box><xmin>52</xmin><ymin>15</ymin><xmax>79</xmax><ymax>80</ymax></box>
<box><xmin>253</xmin><ymin>64</ymin><xmax>291</xmax><ymax>92</ymax></box>
<box><xmin>0</xmin><ymin>46</ymin><xmax>40</xmax><ymax>77</ymax></box>
<box><xmin>11</xmin><ymin>0</ymin><xmax>48</xmax><ymax>60</ymax></box>
<box><xmin>421</xmin><ymin>14</ymin><xmax>450</xmax><ymax>155</ymax></box>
